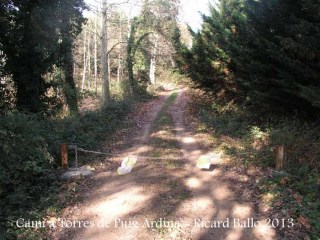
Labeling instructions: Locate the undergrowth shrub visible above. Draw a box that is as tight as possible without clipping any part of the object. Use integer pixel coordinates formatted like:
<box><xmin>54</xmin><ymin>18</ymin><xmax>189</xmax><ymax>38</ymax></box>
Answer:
<box><xmin>157</xmin><ymin>69</ymin><xmax>191</xmax><ymax>85</ymax></box>
<box><xmin>196</xmin><ymin>93</ymin><xmax>320</xmax><ymax>171</ymax></box>
<box><xmin>190</xmin><ymin>88</ymin><xmax>320</xmax><ymax>238</ymax></box>
<box><xmin>269</xmin><ymin>121</ymin><xmax>320</xmax><ymax>170</ymax></box>
<box><xmin>0</xmin><ymin>113</ymin><xmax>58</xmax><ymax>239</ymax></box>
<box><xmin>0</xmin><ymin>99</ymin><xmax>133</xmax><ymax>239</ymax></box>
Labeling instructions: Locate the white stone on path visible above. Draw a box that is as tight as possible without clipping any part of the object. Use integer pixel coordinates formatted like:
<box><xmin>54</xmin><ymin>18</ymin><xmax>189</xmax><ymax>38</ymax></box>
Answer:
<box><xmin>61</xmin><ymin>166</ymin><xmax>95</xmax><ymax>180</ymax></box>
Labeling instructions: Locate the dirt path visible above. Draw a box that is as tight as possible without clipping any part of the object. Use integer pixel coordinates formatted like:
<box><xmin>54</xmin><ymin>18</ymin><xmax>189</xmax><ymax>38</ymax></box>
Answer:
<box><xmin>55</xmin><ymin>86</ymin><xmax>276</xmax><ymax>240</ymax></box>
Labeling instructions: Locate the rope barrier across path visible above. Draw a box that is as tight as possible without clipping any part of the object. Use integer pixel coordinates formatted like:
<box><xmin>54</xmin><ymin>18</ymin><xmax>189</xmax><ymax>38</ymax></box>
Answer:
<box><xmin>67</xmin><ymin>144</ymin><xmax>180</xmax><ymax>163</ymax></box>
<box><xmin>64</xmin><ymin>144</ymin><xmax>224</xmax><ymax>174</ymax></box>
<box><xmin>59</xmin><ymin>143</ymin><xmax>184</xmax><ymax>176</ymax></box>
<box><xmin>61</xmin><ymin>141</ymin><xmax>311</xmax><ymax>173</ymax></box>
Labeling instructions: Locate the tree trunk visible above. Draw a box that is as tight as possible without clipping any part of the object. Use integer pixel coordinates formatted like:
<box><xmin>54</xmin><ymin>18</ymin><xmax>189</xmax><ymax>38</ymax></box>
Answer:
<box><xmin>149</xmin><ymin>33</ymin><xmax>158</xmax><ymax>85</ymax></box>
<box><xmin>64</xmin><ymin>62</ymin><xmax>78</xmax><ymax>114</ymax></box>
<box><xmin>63</xmin><ymin>47</ymin><xmax>79</xmax><ymax>115</ymax></box>
<box><xmin>126</xmin><ymin>19</ymin><xmax>152</xmax><ymax>96</ymax></box>
<box><xmin>126</xmin><ymin>40</ymin><xmax>134</xmax><ymax>96</ymax></box>
<box><xmin>94</xmin><ymin>16</ymin><xmax>98</xmax><ymax>94</ymax></box>
<box><xmin>81</xmin><ymin>28</ymin><xmax>87</xmax><ymax>90</ymax></box>
<box><xmin>108</xmin><ymin>54</ymin><xmax>111</xmax><ymax>90</ymax></box>
<box><xmin>117</xmin><ymin>13</ymin><xmax>122</xmax><ymax>83</ymax></box>
<box><xmin>126</xmin><ymin>18</ymin><xmax>135</xmax><ymax>97</ymax></box>
<box><xmin>101</xmin><ymin>0</ymin><xmax>110</xmax><ymax>105</ymax></box>
<box><xmin>87</xmin><ymin>24</ymin><xmax>91</xmax><ymax>89</ymax></box>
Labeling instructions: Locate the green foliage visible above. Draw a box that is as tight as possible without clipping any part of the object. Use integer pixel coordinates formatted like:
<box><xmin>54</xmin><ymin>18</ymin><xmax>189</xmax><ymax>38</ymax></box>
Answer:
<box><xmin>198</xmin><ymin>99</ymin><xmax>320</xmax><ymax>170</ymax></box>
<box><xmin>0</xmin><ymin>0</ymin><xmax>86</xmax><ymax>113</ymax></box>
<box><xmin>126</xmin><ymin>0</ymin><xmax>180</xmax><ymax>94</ymax></box>
<box><xmin>269</xmin><ymin>121</ymin><xmax>320</xmax><ymax>170</ymax></box>
<box><xmin>157</xmin><ymin>70</ymin><xmax>188</xmax><ymax>85</ymax></box>
<box><xmin>0</xmin><ymin>99</ymin><xmax>133</xmax><ymax>239</ymax></box>
<box><xmin>191</xmin><ymin>89</ymin><xmax>320</xmax><ymax>238</ymax></box>
<box><xmin>0</xmin><ymin>113</ymin><xmax>59</xmax><ymax>239</ymax></box>
<box><xmin>175</xmin><ymin>0</ymin><xmax>320</xmax><ymax>117</ymax></box>
<box><xmin>260</xmin><ymin>169</ymin><xmax>320</xmax><ymax>239</ymax></box>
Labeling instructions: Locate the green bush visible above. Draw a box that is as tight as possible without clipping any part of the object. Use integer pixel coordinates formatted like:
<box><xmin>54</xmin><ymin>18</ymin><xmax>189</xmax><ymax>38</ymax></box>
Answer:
<box><xmin>269</xmin><ymin>121</ymin><xmax>320</xmax><ymax>170</ymax></box>
<box><xmin>0</xmin><ymin>99</ymin><xmax>133</xmax><ymax>239</ymax></box>
<box><xmin>192</xmin><ymin>90</ymin><xmax>320</xmax><ymax>238</ymax></box>
<box><xmin>0</xmin><ymin>113</ymin><xmax>58</xmax><ymax>239</ymax></box>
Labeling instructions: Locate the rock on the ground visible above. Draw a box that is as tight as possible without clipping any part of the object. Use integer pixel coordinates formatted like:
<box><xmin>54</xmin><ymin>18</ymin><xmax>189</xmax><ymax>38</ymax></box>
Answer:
<box><xmin>61</xmin><ymin>166</ymin><xmax>94</xmax><ymax>180</ymax></box>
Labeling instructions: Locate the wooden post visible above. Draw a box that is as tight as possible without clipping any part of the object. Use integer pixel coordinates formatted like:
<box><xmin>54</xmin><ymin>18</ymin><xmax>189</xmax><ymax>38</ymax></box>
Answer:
<box><xmin>61</xmin><ymin>143</ymin><xmax>68</xmax><ymax>170</ymax></box>
<box><xmin>276</xmin><ymin>145</ymin><xmax>284</xmax><ymax>170</ymax></box>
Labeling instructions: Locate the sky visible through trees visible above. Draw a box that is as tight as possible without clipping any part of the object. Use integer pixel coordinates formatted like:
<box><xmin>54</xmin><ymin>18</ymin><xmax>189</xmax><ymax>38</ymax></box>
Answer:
<box><xmin>84</xmin><ymin>0</ymin><xmax>211</xmax><ymax>30</ymax></box>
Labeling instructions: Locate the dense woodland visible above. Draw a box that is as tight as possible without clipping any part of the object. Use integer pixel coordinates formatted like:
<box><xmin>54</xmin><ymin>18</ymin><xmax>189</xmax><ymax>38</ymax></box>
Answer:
<box><xmin>175</xmin><ymin>0</ymin><xmax>320</xmax><ymax>118</ymax></box>
<box><xmin>0</xmin><ymin>0</ymin><xmax>319</xmax><ymax>239</ymax></box>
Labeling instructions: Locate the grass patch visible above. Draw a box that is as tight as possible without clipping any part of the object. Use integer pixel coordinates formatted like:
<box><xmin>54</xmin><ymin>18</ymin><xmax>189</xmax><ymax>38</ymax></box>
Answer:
<box><xmin>166</xmin><ymin>159</ymin><xmax>184</xmax><ymax>168</ymax></box>
<box><xmin>149</xmin><ymin>217</ymin><xmax>181</xmax><ymax>237</ymax></box>
<box><xmin>149</xmin><ymin>92</ymin><xmax>183</xmax><ymax>169</ymax></box>
<box><xmin>161</xmin><ymin>92</ymin><xmax>178</xmax><ymax>111</ymax></box>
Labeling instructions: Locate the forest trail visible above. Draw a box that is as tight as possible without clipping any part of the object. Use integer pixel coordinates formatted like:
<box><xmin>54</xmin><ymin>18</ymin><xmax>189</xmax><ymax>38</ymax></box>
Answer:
<box><xmin>55</xmin><ymin>85</ymin><xmax>276</xmax><ymax>240</ymax></box>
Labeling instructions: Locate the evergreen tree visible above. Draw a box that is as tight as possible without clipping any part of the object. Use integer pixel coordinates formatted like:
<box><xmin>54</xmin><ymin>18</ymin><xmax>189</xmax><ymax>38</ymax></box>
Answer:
<box><xmin>243</xmin><ymin>0</ymin><xmax>320</xmax><ymax>115</ymax></box>
<box><xmin>0</xmin><ymin>0</ymin><xmax>86</xmax><ymax>113</ymax></box>
<box><xmin>175</xmin><ymin>0</ymin><xmax>320</xmax><ymax>117</ymax></box>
